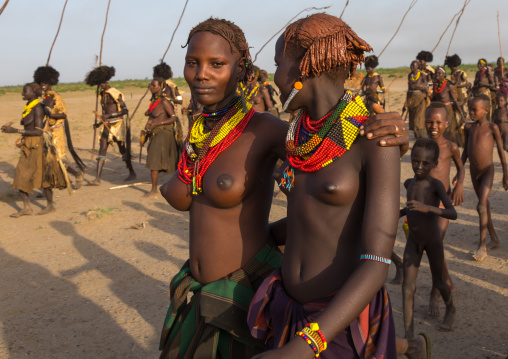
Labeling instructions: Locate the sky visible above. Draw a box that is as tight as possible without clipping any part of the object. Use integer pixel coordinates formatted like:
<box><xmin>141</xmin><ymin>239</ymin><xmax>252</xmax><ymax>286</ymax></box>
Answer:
<box><xmin>0</xmin><ymin>0</ymin><xmax>507</xmax><ymax>86</ymax></box>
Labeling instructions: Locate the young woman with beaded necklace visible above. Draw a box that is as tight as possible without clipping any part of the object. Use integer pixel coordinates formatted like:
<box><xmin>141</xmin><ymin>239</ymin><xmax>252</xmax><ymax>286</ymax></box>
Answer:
<box><xmin>248</xmin><ymin>14</ymin><xmax>427</xmax><ymax>359</ymax></box>
<box><xmin>158</xmin><ymin>17</ymin><xmax>410</xmax><ymax>359</ymax></box>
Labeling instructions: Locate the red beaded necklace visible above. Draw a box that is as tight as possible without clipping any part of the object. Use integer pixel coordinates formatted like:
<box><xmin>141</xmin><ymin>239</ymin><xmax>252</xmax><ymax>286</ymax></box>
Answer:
<box><xmin>434</xmin><ymin>79</ymin><xmax>447</xmax><ymax>94</ymax></box>
<box><xmin>148</xmin><ymin>96</ymin><xmax>161</xmax><ymax>114</ymax></box>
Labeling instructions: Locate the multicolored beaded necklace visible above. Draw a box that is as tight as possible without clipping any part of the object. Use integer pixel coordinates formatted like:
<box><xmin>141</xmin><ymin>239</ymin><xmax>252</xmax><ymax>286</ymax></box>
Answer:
<box><xmin>178</xmin><ymin>97</ymin><xmax>254</xmax><ymax>195</ymax></box>
<box><xmin>148</xmin><ymin>95</ymin><xmax>161</xmax><ymax>114</ymax></box>
<box><xmin>22</xmin><ymin>99</ymin><xmax>40</xmax><ymax>119</ymax></box>
<box><xmin>410</xmin><ymin>71</ymin><xmax>421</xmax><ymax>82</ymax></box>
<box><xmin>201</xmin><ymin>96</ymin><xmax>239</xmax><ymax>118</ymax></box>
<box><xmin>279</xmin><ymin>91</ymin><xmax>369</xmax><ymax>191</ymax></box>
<box><xmin>239</xmin><ymin>83</ymin><xmax>259</xmax><ymax>102</ymax></box>
<box><xmin>434</xmin><ymin>79</ymin><xmax>447</xmax><ymax>94</ymax></box>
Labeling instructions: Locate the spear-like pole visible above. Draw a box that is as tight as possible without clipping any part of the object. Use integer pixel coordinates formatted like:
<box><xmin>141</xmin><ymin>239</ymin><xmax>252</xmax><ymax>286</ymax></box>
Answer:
<box><xmin>498</xmin><ymin>11</ymin><xmax>504</xmax><ymax>79</ymax></box>
<box><xmin>431</xmin><ymin>11</ymin><xmax>459</xmax><ymax>53</ymax></box>
<box><xmin>126</xmin><ymin>0</ymin><xmax>190</xmax><ymax>129</ymax></box>
<box><xmin>46</xmin><ymin>0</ymin><xmax>69</xmax><ymax>66</ymax></box>
<box><xmin>0</xmin><ymin>0</ymin><xmax>10</xmax><ymax>16</ymax></box>
<box><xmin>252</xmin><ymin>5</ymin><xmax>331</xmax><ymax>63</ymax></box>
<box><xmin>446</xmin><ymin>0</ymin><xmax>470</xmax><ymax>57</ymax></box>
<box><xmin>91</xmin><ymin>0</ymin><xmax>112</xmax><ymax>159</ymax></box>
<box><xmin>339</xmin><ymin>0</ymin><xmax>350</xmax><ymax>19</ymax></box>
<box><xmin>378</xmin><ymin>0</ymin><xmax>418</xmax><ymax>58</ymax></box>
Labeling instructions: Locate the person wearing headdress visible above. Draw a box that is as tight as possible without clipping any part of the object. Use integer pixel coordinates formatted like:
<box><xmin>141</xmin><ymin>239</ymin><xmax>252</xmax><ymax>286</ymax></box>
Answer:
<box><xmin>360</xmin><ymin>55</ymin><xmax>385</xmax><ymax>114</ymax></box>
<box><xmin>1</xmin><ymin>83</ymin><xmax>68</xmax><ymax>217</ymax></box>
<box><xmin>141</xmin><ymin>77</ymin><xmax>179</xmax><ymax>198</ymax></box>
<box><xmin>473</xmin><ymin>58</ymin><xmax>495</xmax><ymax>121</ymax></box>
<box><xmin>431</xmin><ymin>67</ymin><xmax>466</xmax><ymax>147</ymax></box>
<box><xmin>445</xmin><ymin>54</ymin><xmax>469</xmax><ymax>115</ymax></box>
<box><xmin>85</xmin><ymin>65</ymin><xmax>136</xmax><ymax>185</ymax></box>
<box><xmin>405</xmin><ymin>60</ymin><xmax>430</xmax><ymax>139</ymax></box>
<box><xmin>33</xmin><ymin>66</ymin><xmax>85</xmax><ymax>189</ymax></box>
<box><xmin>153</xmin><ymin>62</ymin><xmax>184</xmax><ymax>152</ymax></box>
<box><xmin>417</xmin><ymin>50</ymin><xmax>435</xmax><ymax>80</ymax></box>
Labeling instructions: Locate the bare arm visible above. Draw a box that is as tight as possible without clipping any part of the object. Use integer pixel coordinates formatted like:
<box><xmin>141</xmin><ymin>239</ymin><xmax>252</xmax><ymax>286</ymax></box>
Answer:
<box><xmin>378</xmin><ymin>75</ymin><xmax>385</xmax><ymax>92</ymax></box>
<box><xmin>407</xmin><ymin>180</ymin><xmax>457</xmax><ymax>220</ymax></box>
<box><xmin>103</xmin><ymin>94</ymin><xmax>128</xmax><ymax>120</ymax></box>
<box><xmin>260</xmin><ymin>87</ymin><xmax>275</xmax><ymax>111</ymax></box>
<box><xmin>492</xmin><ymin>124</ymin><xmax>508</xmax><ymax>190</ymax></box>
<box><xmin>360</xmin><ymin>112</ymin><xmax>410</xmax><ymax>156</ymax></box>
<box><xmin>460</xmin><ymin>124</ymin><xmax>471</xmax><ymax>165</ymax></box>
<box><xmin>450</xmin><ymin>143</ymin><xmax>465</xmax><ymax>205</ymax></box>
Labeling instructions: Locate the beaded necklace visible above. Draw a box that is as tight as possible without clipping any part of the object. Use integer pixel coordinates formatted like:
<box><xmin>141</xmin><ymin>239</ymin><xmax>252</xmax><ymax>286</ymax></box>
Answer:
<box><xmin>410</xmin><ymin>71</ymin><xmax>421</xmax><ymax>82</ymax></box>
<box><xmin>148</xmin><ymin>95</ymin><xmax>161</xmax><ymax>114</ymax></box>
<box><xmin>434</xmin><ymin>79</ymin><xmax>447</xmax><ymax>94</ymax></box>
<box><xmin>22</xmin><ymin>99</ymin><xmax>40</xmax><ymax>118</ymax></box>
<box><xmin>201</xmin><ymin>96</ymin><xmax>239</xmax><ymax>118</ymax></box>
<box><xmin>178</xmin><ymin>97</ymin><xmax>254</xmax><ymax>195</ymax></box>
<box><xmin>239</xmin><ymin>83</ymin><xmax>259</xmax><ymax>101</ymax></box>
<box><xmin>280</xmin><ymin>91</ymin><xmax>370</xmax><ymax>191</ymax></box>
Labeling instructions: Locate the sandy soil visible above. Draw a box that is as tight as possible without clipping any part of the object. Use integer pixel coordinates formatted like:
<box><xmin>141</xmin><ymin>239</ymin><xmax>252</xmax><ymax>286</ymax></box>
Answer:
<box><xmin>1</xmin><ymin>80</ymin><xmax>507</xmax><ymax>359</ymax></box>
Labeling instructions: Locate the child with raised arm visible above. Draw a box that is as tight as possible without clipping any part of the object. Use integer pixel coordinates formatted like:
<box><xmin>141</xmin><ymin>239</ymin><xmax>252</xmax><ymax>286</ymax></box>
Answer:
<box><xmin>462</xmin><ymin>95</ymin><xmax>508</xmax><ymax>261</ymax></box>
<box><xmin>402</xmin><ymin>138</ymin><xmax>457</xmax><ymax>338</ymax></box>
<box><xmin>424</xmin><ymin>102</ymin><xmax>465</xmax><ymax>316</ymax></box>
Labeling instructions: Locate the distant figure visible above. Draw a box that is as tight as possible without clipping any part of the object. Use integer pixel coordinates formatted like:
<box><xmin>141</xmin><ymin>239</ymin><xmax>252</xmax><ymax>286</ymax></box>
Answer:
<box><xmin>461</xmin><ymin>95</ymin><xmax>508</xmax><ymax>261</ymax></box>
<box><xmin>493</xmin><ymin>93</ymin><xmax>508</xmax><ymax>152</ymax></box>
<box><xmin>402</xmin><ymin>138</ymin><xmax>457</xmax><ymax>337</ymax></box>
<box><xmin>445</xmin><ymin>54</ymin><xmax>470</xmax><ymax>117</ymax></box>
<box><xmin>494</xmin><ymin>57</ymin><xmax>508</xmax><ymax>96</ymax></box>
<box><xmin>417</xmin><ymin>50</ymin><xmax>435</xmax><ymax>81</ymax></box>
<box><xmin>473</xmin><ymin>59</ymin><xmax>495</xmax><ymax>121</ymax></box>
<box><xmin>361</xmin><ymin>55</ymin><xmax>385</xmax><ymax>114</ymax></box>
<box><xmin>406</xmin><ymin>60</ymin><xmax>430</xmax><ymax>138</ymax></box>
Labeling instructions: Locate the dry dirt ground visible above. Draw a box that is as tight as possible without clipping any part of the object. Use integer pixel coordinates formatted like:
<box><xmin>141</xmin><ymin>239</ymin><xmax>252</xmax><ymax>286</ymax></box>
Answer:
<box><xmin>0</xmin><ymin>80</ymin><xmax>507</xmax><ymax>359</ymax></box>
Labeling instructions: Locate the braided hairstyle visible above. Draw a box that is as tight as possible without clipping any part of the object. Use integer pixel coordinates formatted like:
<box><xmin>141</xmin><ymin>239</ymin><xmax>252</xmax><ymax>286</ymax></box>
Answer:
<box><xmin>184</xmin><ymin>17</ymin><xmax>254</xmax><ymax>83</ymax></box>
<box><xmin>283</xmin><ymin>13</ymin><xmax>372</xmax><ymax>79</ymax></box>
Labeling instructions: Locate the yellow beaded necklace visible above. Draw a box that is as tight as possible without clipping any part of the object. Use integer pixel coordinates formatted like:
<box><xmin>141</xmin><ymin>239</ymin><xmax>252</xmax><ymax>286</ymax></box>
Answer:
<box><xmin>22</xmin><ymin>99</ymin><xmax>40</xmax><ymax>118</ymax></box>
<box><xmin>410</xmin><ymin>71</ymin><xmax>421</xmax><ymax>82</ymax></box>
<box><xmin>189</xmin><ymin>100</ymin><xmax>253</xmax><ymax>149</ymax></box>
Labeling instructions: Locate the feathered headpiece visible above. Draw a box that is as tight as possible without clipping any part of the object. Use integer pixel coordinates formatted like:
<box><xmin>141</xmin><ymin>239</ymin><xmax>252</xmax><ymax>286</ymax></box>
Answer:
<box><xmin>85</xmin><ymin>65</ymin><xmax>116</xmax><ymax>86</ymax></box>
<box><xmin>444</xmin><ymin>54</ymin><xmax>461</xmax><ymax>68</ymax></box>
<box><xmin>416</xmin><ymin>51</ymin><xmax>433</xmax><ymax>63</ymax></box>
<box><xmin>365</xmin><ymin>55</ymin><xmax>379</xmax><ymax>69</ymax></box>
<box><xmin>153</xmin><ymin>62</ymin><xmax>173</xmax><ymax>80</ymax></box>
<box><xmin>33</xmin><ymin>66</ymin><xmax>60</xmax><ymax>86</ymax></box>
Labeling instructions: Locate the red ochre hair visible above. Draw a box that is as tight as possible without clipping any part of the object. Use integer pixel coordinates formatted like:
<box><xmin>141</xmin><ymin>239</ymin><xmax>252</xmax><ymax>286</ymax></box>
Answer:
<box><xmin>283</xmin><ymin>13</ymin><xmax>372</xmax><ymax>79</ymax></box>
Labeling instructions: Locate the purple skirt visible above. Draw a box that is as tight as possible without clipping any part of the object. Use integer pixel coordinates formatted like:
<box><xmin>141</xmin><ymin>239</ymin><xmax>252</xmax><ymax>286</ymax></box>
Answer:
<box><xmin>247</xmin><ymin>268</ymin><xmax>396</xmax><ymax>359</ymax></box>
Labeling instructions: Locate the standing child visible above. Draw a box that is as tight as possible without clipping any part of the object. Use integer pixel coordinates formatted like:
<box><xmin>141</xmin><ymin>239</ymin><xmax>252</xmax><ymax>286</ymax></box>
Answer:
<box><xmin>425</xmin><ymin>102</ymin><xmax>465</xmax><ymax>316</ymax></box>
<box><xmin>462</xmin><ymin>95</ymin><xmax>508</xmax><ymax>261</ymax></box>
<box><xmin>493</xmin><ymin>93</ymin><xmax>508</xmax><ymax>152</ymax></box>
<box><xmin>402</xmin><ymin>138</ymin><xmax>457</xmax><ymax>337</ymax></box>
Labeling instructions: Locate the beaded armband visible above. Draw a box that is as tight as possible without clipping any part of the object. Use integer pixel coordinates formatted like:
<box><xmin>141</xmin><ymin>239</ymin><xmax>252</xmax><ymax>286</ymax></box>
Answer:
<box><xmin>360</xmin><ymin>254</ymin><xmax>392</xmax><ymax>264</ymax></box>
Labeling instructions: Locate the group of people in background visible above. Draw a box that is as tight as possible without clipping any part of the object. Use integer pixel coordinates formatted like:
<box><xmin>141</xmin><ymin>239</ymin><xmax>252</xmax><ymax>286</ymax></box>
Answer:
<box><xmin>2</xmin><ymin>11</ymin><xmax>508</xmax><ymax>359</ymax></box>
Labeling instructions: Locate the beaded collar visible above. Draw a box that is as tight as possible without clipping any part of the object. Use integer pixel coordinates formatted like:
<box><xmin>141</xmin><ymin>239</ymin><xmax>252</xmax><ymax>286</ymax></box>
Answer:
<box><xmin>179</xmin><ymin>97</ymin><xmax>255</xmax><ymax>195</ymax></box>
<box><xmin>201</xmin><ymin>96</ymin><xmax>240</xmax><ymax>119</ymax></box>
<box><xmin>434</xmin><ymin>79</ymin><xmax>447</xmax><ymax>94</ymax></box>
<box><xmin>22</xmin><ymin>99</ymin><xmax>40</xmax><ymax>119</ymax></box>
<box><xmin>410</xmin><ymin>71</ymin><xmax>421</xmax><ymax>82</ymax></box>
<box><xmin>280</xmin><ymin>91</ymin><xmax>370</xmax><ymax>191</ymax></box>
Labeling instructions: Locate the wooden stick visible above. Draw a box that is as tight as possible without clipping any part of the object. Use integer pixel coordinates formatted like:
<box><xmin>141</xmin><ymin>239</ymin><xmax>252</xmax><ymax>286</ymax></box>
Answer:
<box><xmin>339</xmin><ymin>0</ymin><xmax>350</xmax><ymax>19</ymax></box>
<box><xmin>378</xmin><ymin>0</ymin><xmax>418</xmax><ymax>58</ymax></box>
<box><xmin>161</xmin><ymin>0</ymin><xmax>190</xmax><ymax>62</ymax></box>
<box><xmin>0</xmin><ymin>0</ymin><xmax>10</xmax><ymax>16</ymax></box>
<box><xmin>252</xmin><ymin>5</ymin><xmax>331</xmax><ymax>63</ymax></box>
<box><xmin>446</xmin><ymin>0</ymin><xmax>470</xmax><ymax>57</ymax></box>
<box><xmin>91</xmin><ymin>86</ymin><xmax>99</xmax><ymax>159</ymax></box>
<box><xmin>431</xmin><ymin>11</ymin><xmax>459</xmax><ymax>53</ymax></box>
<box><xmin>46</xmin><ymin>0</ymin><xmax>69</xmax><ymax>66</ymax></box>
<box><xmin>109</xmin><ymin>182</ymin><xmax>151</xmax><ymax>190</ymax></box>
<box><xmin>99</xmin><ymin>0</ymin><xmax>112</xmax><ymax>67</ymax></box>
<box><xmin>498</xmin><ymin>11</ymin><xmax>504</xmax><ymax>79</ymax></box>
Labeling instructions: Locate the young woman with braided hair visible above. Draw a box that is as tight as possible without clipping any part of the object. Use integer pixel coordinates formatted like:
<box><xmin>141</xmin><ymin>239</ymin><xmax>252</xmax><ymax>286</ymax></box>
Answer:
<box><xmin>158</xmin><ymin>17</ymin><xmax>409</xmax><ymax>359</ymax></box>
<box><xmin>247</xmin><ymin>14</ymin><xmax>427</xmax><ymax>359</ymax></box>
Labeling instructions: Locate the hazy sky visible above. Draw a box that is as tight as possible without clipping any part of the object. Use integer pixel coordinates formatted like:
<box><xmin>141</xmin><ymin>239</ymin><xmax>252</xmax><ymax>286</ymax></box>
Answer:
<box><xmin>0</xmin><ymin>0</ymin><xmax>507</xmax><ymax>86</ymax></box>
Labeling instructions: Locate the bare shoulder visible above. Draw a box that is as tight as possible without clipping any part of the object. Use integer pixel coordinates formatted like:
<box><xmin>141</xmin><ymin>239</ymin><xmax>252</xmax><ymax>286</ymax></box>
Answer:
<box><xmin>249</xmin><ymin>111</ymin><xmax>288</xmax><ymax>139</ymax></box>
<box><xmin>445</xmin><ymin>140</ymin><xmax>459</xmax><ymax>153</ymax></box>
<box><xmin>404</xmin><ymin>178</ymin><xmax>413</xmax><ymax>189</ymax></box>
<box><xmin>464</xmin><ymin>121</ymin><xmax>474</xmax><ymax>131</ymax></box>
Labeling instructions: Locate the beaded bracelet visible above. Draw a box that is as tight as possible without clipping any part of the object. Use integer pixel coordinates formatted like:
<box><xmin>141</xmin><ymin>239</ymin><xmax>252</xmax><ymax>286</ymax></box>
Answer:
<box><xmin>295</xmin><ymin>330</ymin><xmax>320</xmax><ymax>358</ymax></box>
<box><xmin>360</xmin><ymin>254</ymin><xmax>392</xmax><ymax>265</ymax></box>
<box><xmin>306</xmin><ymin>323</ymin><xmax>327</xmax><ymax>351</ymax></box>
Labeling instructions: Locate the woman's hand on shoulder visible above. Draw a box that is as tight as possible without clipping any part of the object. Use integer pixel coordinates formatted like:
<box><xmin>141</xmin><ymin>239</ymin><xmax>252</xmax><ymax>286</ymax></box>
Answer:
<box><xmin>360</xmin><ymin>112</ymin><xmax>409</xmax><ymax>157</ymax></box>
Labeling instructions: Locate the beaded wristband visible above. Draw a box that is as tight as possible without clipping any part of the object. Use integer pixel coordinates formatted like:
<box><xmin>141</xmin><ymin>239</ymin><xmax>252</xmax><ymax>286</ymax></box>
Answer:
<box><xmin>295</xmin><ymin>331</ymin><xmax>320</xmax><ymax>358</ymax></box>
<box><xmin>307</xmin><ymin>323</ymin><xmax>327</xmax><ymax>351</ymax></box>
<box><xmin>360</xmin><ymin>254</ymin><xmax>392</xmax><ymax>264</ymax></box>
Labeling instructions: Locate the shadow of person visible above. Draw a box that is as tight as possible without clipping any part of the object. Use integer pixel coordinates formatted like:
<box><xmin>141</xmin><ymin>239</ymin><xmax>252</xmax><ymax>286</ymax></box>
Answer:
<box><xmin>0</xmin><ymin>246</ymin><xmax>151</xmax><ymax>358</ymax></box>
<box><xmin>50</xmin><ymin>220</ymin><xmax>180</xmax><ymax>336</ymax></box>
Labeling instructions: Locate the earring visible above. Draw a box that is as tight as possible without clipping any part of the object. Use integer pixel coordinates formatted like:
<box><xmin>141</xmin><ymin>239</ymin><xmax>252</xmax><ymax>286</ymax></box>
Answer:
<box><xmin>282</xmin><ymin>81</ymin><xmax>303</xmax><ymax>112</ymax></box>
<box><xmin>239</xmin><ymin>81</ymin><xmax>248</xmax><ymax>113</ymax></box>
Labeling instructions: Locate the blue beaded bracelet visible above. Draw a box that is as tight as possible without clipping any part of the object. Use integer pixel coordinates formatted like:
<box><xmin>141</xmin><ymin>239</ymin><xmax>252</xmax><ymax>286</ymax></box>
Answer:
<box><xmin>360</xmin><ymin>254</ymin><xmax>392</xmax><ymax>265</ymax></box>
